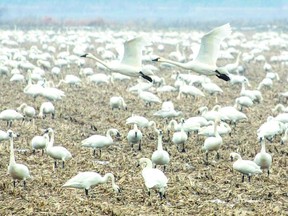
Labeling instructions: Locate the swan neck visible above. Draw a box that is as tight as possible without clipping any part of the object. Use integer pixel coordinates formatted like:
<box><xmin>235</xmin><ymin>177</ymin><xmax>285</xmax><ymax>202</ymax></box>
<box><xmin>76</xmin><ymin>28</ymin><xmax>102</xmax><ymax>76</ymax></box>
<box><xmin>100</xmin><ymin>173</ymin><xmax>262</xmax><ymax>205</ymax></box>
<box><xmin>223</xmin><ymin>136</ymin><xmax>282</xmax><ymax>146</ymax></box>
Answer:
<box><xmin>9</xmin><ymin>136</ymin><xmax>16</xmax><ymax>165</ymax></box>
<box><xmin>157</xmin><ymin>134</ymin><xmax>163</xmax><ymax>150</ymax></box>
<box><xmin>160</xmin><ymin>58</ymin><xmax>188</xmax><ymax>69</ymax></box>
<box><xmin>260</xmin><ymin>141</ymin><xmax>266</xmax><ymax>153</ymax></box>
<box><xmin>48</xmin><ymin>131</ymin><xmax>54</xmax><ymax>148</ymax></box>
<box><xmin>88</xmin><ymin>54</ymin><xmax>110</xmax><ymax>70</ymax></box>
<box><xmin>103</xmin><ymin>173</ymin><xmax>116</xmax><ymax>187</ymax></box>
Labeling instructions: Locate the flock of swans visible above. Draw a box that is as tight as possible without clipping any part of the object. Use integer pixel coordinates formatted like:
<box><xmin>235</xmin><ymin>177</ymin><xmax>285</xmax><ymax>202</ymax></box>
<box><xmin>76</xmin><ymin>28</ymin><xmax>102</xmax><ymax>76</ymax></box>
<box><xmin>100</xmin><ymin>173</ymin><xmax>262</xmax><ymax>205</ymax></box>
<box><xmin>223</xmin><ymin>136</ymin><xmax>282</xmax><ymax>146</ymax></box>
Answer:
<box><xmin>0</xmin><ymin>23</ymin><xmax>287</xmax><ymax>208</ymax></box>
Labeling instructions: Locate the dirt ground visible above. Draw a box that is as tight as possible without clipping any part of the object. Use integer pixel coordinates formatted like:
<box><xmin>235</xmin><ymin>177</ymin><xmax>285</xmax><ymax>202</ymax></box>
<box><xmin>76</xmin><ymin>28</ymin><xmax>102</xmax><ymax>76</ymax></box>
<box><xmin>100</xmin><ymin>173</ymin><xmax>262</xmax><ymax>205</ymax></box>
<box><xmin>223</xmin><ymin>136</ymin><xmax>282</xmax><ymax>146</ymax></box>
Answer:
<box><xmin>0</xmin><ymin>28</ymin><xmax>288</xmax><ymax>216</ymax></box>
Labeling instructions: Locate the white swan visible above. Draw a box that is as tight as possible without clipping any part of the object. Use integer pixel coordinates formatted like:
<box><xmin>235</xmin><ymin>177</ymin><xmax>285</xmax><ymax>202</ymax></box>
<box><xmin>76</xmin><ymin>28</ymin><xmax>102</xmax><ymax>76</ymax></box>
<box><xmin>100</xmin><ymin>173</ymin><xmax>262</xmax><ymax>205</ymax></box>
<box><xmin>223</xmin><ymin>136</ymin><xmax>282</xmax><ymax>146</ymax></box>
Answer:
<box><xmin>202</xmin><ymin>118</ymin><xmax>223</xmax><ymax>163</ymax></box>
<box><xmin>23</xmin><ymin>70</ymin><xmax>44</xmax><ymax>100</ymax></box>
<box><xmin>167</xmin><ymin>119</ymin><xmax>200</xmax><ymax>136</ymax></box>
<box><xmin>153</xmin><ymin>24</ymin><xmax>232</xmax><ymax>81</ymax></box>
<box><xmin>138</xmin><ymin>88</ymin><xmax>161</xmax><ymax>106</ymax></box>
<box><xmin>138</xmin><ymin>158</ymin><xmax>168</xmax><ymax>199</ymax></box>
<box><xmin>224</xmin><ymin>52</ymin><xmax>241</xmax><ymax>73</ymax></box>
<box><xmin>7</xmin><ymin>130</ymin><xmax>31</xmax><ymax>188</ymax></box>
<box><xmin>254</xmin><ymin>138</ymin><xmax>272</xmax><ymax>176</ymax></box>
<box><xmin>38</xmin><ymin>102</ymin><xmax>55</xmax><ymax>119</ymax></box>
<box><xmin>280</xmin><ymin>128</ymin><xmax>288</xmax><ymax>145</ymax></box>
<box><xmin>81</xmin><ymin>37</ymin><xmax>153</xmax><ymax>82</ymax></box>
<box><xmin>16</xmin><ymin>103</ymin><xmax>36</xmax><ymax>125</ymax></box>
<box><xmin>127</xmin><ymin>124</ymin><xmax>143</xmax><ymax>151</ymax></box>
<box><xmin>57</xmin><ymin>74</ymin><xmax>81</xmax><ymax>87</ymax></box>
<box><xmin>217</xmin><ymin>105</ymin><xmax>248</xmax><ymax>125</ymax></box>
<box><xmin>40</xmin><ymin>85</ymin><xmax>65</xmax><ymax>101</ymax></box>
<box><xmin>81</xmin><ymin>128</ymin><xmax>120</xmax><ymax>157</ymax></box>
<box><xmin>230</xmin><ymin>152</ymin><xmax>262</xmax><ymax>182</ymax></box>
<box><xmin>240</xmin><ymin>80</ymin><xmax>263</xmax><ymax>103</ymax></box>
<box><xmin>0</xmin><ymin>109</ymin><xmax>24</xmax><ymax>127</ymax></box>
<box><xmin>272</xmin><ymin>104</ymin><xmax>288</xmax><ymax>114</ymax></box>
<box><xmin>198</xmin><ymin>120</ymin><xmax>231</xmax><ymax>137</ymax></box>
<box><xmin>44</xmin><ymin>128</ymin><xmax>72</xmax><ymax>169</ymax></box>
<box><xmin>257</xmin><ymin>117</ymin><xmax>285</xmax><ymax>141</ymax></box>
<box><xmin>126</xmin><ymin>115</ymin><xmax>155</xmax><ymax>129</ymax></box>
<box><xmin>177</xmin><ymin>83</ymin><xmax>205</xmax><ymax>99</ymax></box>
<box><xmin>172</xmin><ymin>119</ymin><xmax>188</xmax><ymax>152</ymax></box>
<box><xmin>151</xmin><ymin>130</ymin><xmax>170</xmax><ymax>171</ymax></box>
<box><xmin>235</xmin><ymin>96</ymin><xmax>253</xmax><ymax>111</ymax></box>
<box><xmin>31</xmin><ymin>133</ymin><xmax>49</xmax><ymax>155</ymax></box>
<box><xmin>63</xmin><ymin>172</ymin><xmax>120</xmax><ymax>196</ymax></box>
<box><xmin>109</xmin><ymin>96</ymin><xmax>127</xmax><ymax>110</ymax></box>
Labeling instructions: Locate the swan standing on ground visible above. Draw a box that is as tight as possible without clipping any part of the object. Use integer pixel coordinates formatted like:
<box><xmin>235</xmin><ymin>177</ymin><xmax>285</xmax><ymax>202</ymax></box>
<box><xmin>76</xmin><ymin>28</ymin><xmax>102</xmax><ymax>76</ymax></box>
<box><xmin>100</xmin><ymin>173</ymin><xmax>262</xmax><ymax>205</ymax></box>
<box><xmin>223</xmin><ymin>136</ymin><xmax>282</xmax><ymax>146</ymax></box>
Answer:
<box><xmin>81</xmin><ymin>128</ymin><xmax>120</xmax><ymax>157</ymax></box>
<box><xmin>110</xmin><ymin>96</ymin><xmax>127</xmax><ymax>110</ymax></box>
<box><xmin>81</xmin><ymin>37</ymin><xmax>153</xmax><ymax>82</ymax></box>
<box><xmin>39</xmin><ymin>102</ymin><xmax>55</xmax><ymax>119</ymax></box>
<box><xmin>151</xmin><ymin>130</ymin><xmax>170</xmax><ymax>171</ymax></box>
<box><xmin>153</xmin><ymin>24</ymin><xmax>232</xmax><ymax>81</ymax></box>
<box><xmin>31</xmin><ymin>133</ymin><xmax>49</xmax><ymax>155</ymax></box>
<box><xmin>202</xmin><ymin>118</ymin><xmax>223</xmax><ymax>163</ymax></box>
<box><xmin>57</xmin><ymin>74</ymin><xmax>81</xmax><ymax>87</ymax></box>
<box><xmin>172</xmin><ymin>119</ymin><xmax>188</xmax><ymax>152</ymax></box>
<box><xmin>7</xmin><ymin>130</ymin><xmax>31</xmax><ymax>188</ymax></box>
<box><xmin>138</xmin><ymin>158</ymin><xmax>168</xmax><ymax>199</ymax></box>
<box><xmin>63</xmin><ymin>172</ymin><xmax>120</xmax><ymax>196</ymax></box>
<box><xmin>230</xmin><ymin>152</ymin><xmax>262</xmax><ymax>182</ymax></box>
<box><xmin>127</xmin><ymin>124</ymin><xmax>143</xmax><ymax>151</ymax></box>
<box><xmin>44</xmin><ymin>128</ymin><xmax>72</xmax><ymax>169</ymax></box>
<box><xmin>138</xmin><ymin>88</ymin><xmax>162</xmax><ymax>106</ymax></box>
<box><xmin>16</xmin><ymin>103</ymin><xmax>36</xmax><ymax>125</ymax></box>
<box><xmin>0</xmin><ymin>109</ymin><xmax>24</xmax><ymax>127</ymax></box>
<box><xmin>272</xmin><ymin>104</ymin><xmax>288</xmax><ymax>114</ymax></box>
<box><xmin>235</xmin><ymin>96</ymin><xmax>253</xmax><ymax>111</ymax></box>
<box><xmin>254</xmin><ymin>138</ymin><xmax>272</xmax><ymax>176</ymax></box>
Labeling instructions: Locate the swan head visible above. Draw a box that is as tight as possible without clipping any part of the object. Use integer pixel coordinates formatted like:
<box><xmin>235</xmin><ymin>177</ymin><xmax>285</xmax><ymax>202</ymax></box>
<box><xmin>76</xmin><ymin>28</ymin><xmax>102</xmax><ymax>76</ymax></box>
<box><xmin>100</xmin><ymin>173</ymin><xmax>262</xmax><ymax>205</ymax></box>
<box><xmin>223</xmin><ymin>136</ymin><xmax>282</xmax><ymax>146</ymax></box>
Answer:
<box><xmin>158</xmin><ymin>129</ymin><xmax>163</xmax><ymax>136</ymax></box>
<box><xmin>230</xmin><ymin>152</ymin><xmax>241</xmax><ymax>161</ymax></box>
<box><xmin>152</xmin><ymin>57</ymin><xmax>161</xmax><ymax>62</ymax></box>
<box><xmin>112</xmin><ymin>184</ymin><xmax>121</xmax><ymax>193</ymax></box>
<box><xmin>43</xmin><ymin>127</ymin><xmax>54</xmax><ymax>135</ymax></box>
<box><xmin>80</xmin><ymin>53</ymin><xmax>89</xmax><ymax>58</ymax></box>
<box><xmin>7</xmin><ymin>130</ymin><xmax>19</xmax><ymax>138</ymax></box>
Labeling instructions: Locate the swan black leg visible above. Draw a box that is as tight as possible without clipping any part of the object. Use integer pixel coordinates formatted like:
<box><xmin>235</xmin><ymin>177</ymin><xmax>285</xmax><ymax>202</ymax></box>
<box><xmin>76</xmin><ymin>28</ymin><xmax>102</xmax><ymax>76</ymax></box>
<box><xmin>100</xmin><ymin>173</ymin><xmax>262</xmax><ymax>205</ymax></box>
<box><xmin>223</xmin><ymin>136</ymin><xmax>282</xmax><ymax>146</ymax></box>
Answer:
<box><xmin>248</xmin><ymin>175</ymin><xmax>251</xmax><ymax>182</ymax></box>
<box><xmin>62</xmin><ymin>161</ymin><xmax>65</xmax><ymax>168</ymax></box>
<box><xmin>215</xmin><ymin>70</ymin><xmax>230</xmax><ymax>81</ymax></box>
<box><xmin>23</xmin><ymin>180</ymin><xmax>26</xmax><ymax>189</ymax></box>
<box><xmin>85</xmin><ymin>189</ymin><xmax>89</xmax><ymax>196</ymax></box>
<box><xmin>139</xmin><ymin>72</ymin><xmax>153</xmax><ymax>82</ymax></box>
<box><xmin>13</xmin><ymin>180</ymin><xmax>16</xmax><ymax>188</ymax></box>
<box><xmin>54</xmin><ymin>161</ymin><xmax>57</xmax><ymax>169</ymax></box>
<box><xmin>242</xmin><ymin>175</ymin><xmax>245</xmax><ymax>182</ymax></box>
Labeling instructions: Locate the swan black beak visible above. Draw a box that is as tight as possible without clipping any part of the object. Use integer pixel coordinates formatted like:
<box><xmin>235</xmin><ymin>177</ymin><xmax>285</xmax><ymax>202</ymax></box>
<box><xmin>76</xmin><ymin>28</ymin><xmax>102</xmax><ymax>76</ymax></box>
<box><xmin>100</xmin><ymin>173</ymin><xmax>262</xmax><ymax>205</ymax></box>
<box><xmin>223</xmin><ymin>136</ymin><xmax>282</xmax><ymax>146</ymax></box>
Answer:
<box><xmin>230</xmin><ymin>156</ymin><xmax>233</xmax><ymax>162</ymax></box>
<box><xmin>152</xmin><ymin>57</ymin><xmax>160</xmax><ymax>62</ymax></box>
<box><xmin>80</xmin><ymin>54</ymin><xmax>88</xmax><ymax>58</ymax></box>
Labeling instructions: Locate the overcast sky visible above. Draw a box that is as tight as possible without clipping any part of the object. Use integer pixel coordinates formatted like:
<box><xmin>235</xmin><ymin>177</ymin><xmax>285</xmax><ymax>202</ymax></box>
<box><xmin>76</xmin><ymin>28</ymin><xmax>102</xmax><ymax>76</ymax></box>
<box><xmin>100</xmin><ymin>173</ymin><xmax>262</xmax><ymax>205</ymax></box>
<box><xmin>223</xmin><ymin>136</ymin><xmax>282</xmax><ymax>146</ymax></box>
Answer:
<box><xmin>1</xmin><ymin>0</ymin><xmax>287</xmax><ymax>24</ymax></box>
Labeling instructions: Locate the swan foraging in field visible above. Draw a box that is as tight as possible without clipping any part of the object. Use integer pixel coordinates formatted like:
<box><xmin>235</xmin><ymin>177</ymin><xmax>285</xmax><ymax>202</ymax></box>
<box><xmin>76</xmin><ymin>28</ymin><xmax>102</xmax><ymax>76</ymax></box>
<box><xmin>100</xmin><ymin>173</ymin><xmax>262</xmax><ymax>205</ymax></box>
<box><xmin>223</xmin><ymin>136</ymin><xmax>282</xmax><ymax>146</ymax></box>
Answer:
<box><xmin>138</xmin><ymin>88</ymin><xmax>161</xmax><ymax>106</ymax></box>
<box><xmin>7</xmin><ymin>130</ymin><xmax>31</xmax><ymax>188</ymax></box>
<box><xmin>44</xmin><ymin>128</ymin><xmax>72</xmax><ymax>169</ymax></box>
<box><xmin>109</xmin><ymin>96</ymin><xmax>127</xmax><ymax>110</ymax></box>
<box><xmin>254</xmin><ymin>138</ymin><xmax>272</xmax><ymax>176</ymax></box>
<box><xmin>280</xmin><ymin>128</ymin><xmax>288</xmax><ymax>144</ymax></box>
<box><xmin>31</xmin><ymin>133</ymin><xmax>49</xmax><ymax>155</ymax></box>
<box><xmin>272</xmin><ymin>104</ymin><xmax>288</xmax><ymax>114</ymax></box>
<box><xmin>240</xmin><ymin>80</ymin><xmax>263</xmax><ymax>103</ymax></box>
<box><xmin>17</xmin><ymin>103</ymin><xmax>36</xmax><ymax>125</ymax></box>
<box><xmin>0</xmin><ymin>109</ymin><xmax>24</xmax><ymax>127</ymax></box>
<box><xmin>63</xmin><ymin>172</ymin><xmax>120</xmax><ymax>196</ymax></box>
<box><xmin>257</xmin><ymin>117</ymin><xmax>285</xmax><ymax>141</ymax></box>
<box><xmin>81</xmin><ymin>128</ymin><xmax>120</xmax><ymax>157</ymax></box>
<box><xmin>151</xmin><ymin>130</ymin><xmax>170</xmax><ymax>171</ymax></box>
<box><xmin>230</xmin><ymin>152</ymin><xmax>262</xmax><ymax>182</ymax></box>
<box><xmin>126</xmin><ymin>115</ymin><xmax>155</xmax><ymax>129</ymax></box>
<box><xmin>57</xmin><ymin>74</ymin><xmax>81</xmax><ymax>87</ymax></box>
<box><xmin>127</xmin><ymin>124</ymin><xmax>143</xmax><ymax>151</ymax></box>
<box><xmin>138</xmin><ymin>158</ymin><xmax>168</xmax><ymax>199</ymax></box>
<box><xmin>153</xmin><ymin>24</ymin><xmax>232</xmax><ymax>81</ymax></box>
<box><xmin>217</xmin><ymin>105</ymin><xmax>248</xmax><ymax>125</ymax></box>
<box><xmin>202</xmin><ymin>118</ymin><xmax>223</xmax><ymax>163</ymax></box>
<box><xmin>172</xmin><ymin>119</ymin><xmax>188</xmax><ymax>152</ymax></box>
<box><xmin>235</xmin><ymin>96</ymin><xmax>253</xmax><ymax>111</ymax></box>
<box><xmin>198</xmin><ymin>120</ymin><xmax>231</xmax><ymax>137</ymax></box>
<box><xmin>39</xmin><ymin>102</ymin><xmax>55</xmax><ymax>119</ymax></box>
<box><xmin>167</xmin><ymin>119</ymin><xmax>200</xmax><ymax>136</ymax></box>
<box><xmin>81</xmin><ymin>37</ymin><xmax>153</xmax><ymax>82</ymax></box>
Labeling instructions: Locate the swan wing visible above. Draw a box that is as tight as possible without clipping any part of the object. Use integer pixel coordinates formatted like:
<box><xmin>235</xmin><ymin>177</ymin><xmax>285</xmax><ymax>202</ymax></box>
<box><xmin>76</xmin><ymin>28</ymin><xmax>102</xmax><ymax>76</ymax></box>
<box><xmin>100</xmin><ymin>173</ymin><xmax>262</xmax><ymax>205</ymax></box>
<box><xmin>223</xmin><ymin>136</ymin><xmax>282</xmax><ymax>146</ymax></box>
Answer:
<box><xmin>194</xmin><ymin>23</ymin><xmax>231</xmax><ymax>66</ymax></box>
<box><xmin>121</xmin><ymin>37</ymin><xmax>147</xmax><ymax>67</ymax></box>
